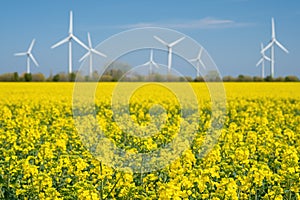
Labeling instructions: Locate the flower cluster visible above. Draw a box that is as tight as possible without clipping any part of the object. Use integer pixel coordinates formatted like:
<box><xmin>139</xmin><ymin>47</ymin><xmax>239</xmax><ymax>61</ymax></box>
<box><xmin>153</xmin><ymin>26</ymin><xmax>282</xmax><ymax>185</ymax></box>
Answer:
<box><xmin>0</xmin><ymin>83</ymin><xmax>299</xmax><ymax>199</ymax></box>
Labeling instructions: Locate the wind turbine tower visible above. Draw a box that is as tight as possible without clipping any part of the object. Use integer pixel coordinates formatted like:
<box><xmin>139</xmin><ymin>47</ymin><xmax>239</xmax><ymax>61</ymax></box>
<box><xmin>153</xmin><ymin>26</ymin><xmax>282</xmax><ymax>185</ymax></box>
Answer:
<box><xmin>153</xmin><ymin>35</ymin><xmax>185</xmax><ymax>73</ymax></box>
<box><xmin>256</xmin><ymin>43</ymin><xmax>271</xmax><ymax>78</ymax></box>
<box><xmin>189</xmin><ymin>47</ymin><xmax>205</xmax><ymax>77</ymax></box>
<box><xmin>262</xmin><ymin>18</ymin><xmax>288</xmax><ymax>78</ymax></box>
<box><xmin>51</xmin><ymin>11</ymin><xmax>88</xmax><ymax>74</ymax></box>
<box><xmin>14</xmin><ymin>39</ymin><xmax>39</xmax><ymax>74</ymax></box>
<box><xmin>140</xmin><ymin>49</ymin><xmax>159</xmax><ymax>76</ymax></box>
<box><xmin>79</xmin><ymin>32</ymin><xmax>107</xmax><ymax>78</ymax></box>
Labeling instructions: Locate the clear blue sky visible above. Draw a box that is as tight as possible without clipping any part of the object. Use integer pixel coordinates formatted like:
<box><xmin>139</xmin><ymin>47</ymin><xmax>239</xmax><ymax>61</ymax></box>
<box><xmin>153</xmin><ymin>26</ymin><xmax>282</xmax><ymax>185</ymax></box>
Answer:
<box><xmin>0</xmin><ymin>0</ymin><xmax>299</xmax><ymax>77</ymax></box>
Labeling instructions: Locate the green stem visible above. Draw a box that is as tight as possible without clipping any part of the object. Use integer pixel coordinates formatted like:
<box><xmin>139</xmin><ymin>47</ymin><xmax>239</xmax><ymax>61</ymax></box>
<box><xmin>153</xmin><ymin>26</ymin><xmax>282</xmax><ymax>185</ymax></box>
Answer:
<box><xmin>104</xmin><ymin>172</ymin><xmax>122</xmax><ymax>200</ymax></box>
<box><xmin>288</xmin><ymin>179</ymin><xmax>292</xmax><ymax>200</ymax></box>
<box><xmin>255</xmin><ymin>185</ymin><xmax>258</xmax><ymax>200</ymax></box>
<box><xmin>100</xmin><ymin>162</ymin><xmax>103</xmax><ymax>200</ymax></box>
<box><xmin>140</xmin><ymin>156</ymin><xmax>144</xmax><ymax>186</ymax></box>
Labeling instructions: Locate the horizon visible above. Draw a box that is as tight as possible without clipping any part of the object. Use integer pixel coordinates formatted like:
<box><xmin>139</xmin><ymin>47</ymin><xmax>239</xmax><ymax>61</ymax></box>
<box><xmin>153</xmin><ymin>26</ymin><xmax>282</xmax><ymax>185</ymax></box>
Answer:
<box><xmin>0</xmin><ymin>69</ymin><xmax>299</xmax><ymax>82</ymax></box>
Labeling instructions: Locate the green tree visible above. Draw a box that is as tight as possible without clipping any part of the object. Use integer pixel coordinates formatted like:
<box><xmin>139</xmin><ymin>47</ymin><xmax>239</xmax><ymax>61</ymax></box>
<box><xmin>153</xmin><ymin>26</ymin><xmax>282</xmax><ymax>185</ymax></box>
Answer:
<box><xmin>99</xmin><ymin>75</ymin><xmax>113</xmax><ymax>82</ymax></box>
<box><xmin>13</xmin><ymin>72</ymin><xmax>19</xmax><ymax>81</ymax></box>
<box><xmin>52</xmin><ymin>74</ymin><xmax>60</xmax><ymax>82</ymax></box>
<box><xmin>205</xmin><ymin>70</ymin><xmax>221</xmax><ymax>82</ymax></box>
<box><xmin>237</xmin><ymin>74</ymin><xmax>252</xmax><ymax>82</ymax></box>
<box><xmin>253</xmin><ymin>76</ymin><xmax>264</xmax><ymax>82</ymax></box>
<box><xmin>285</xmin><ymin>75</ymin><xmax>299</xmax><ymax>82</ymax></box>
<box><xmin>0</xmin><ymin>73</ymin><xmax>14</xmax><ymax>81</ymax></box>
<box><xmin>275</xmin><ymin>76</ymin><xmax>285</xmax><ymax>82</ymax></box>
<box><xmin>32</xmin><ymin>73</ymin><xmax>45</xmax><ymax>82</ymax></box>
<box><xmin>179</xmin><ymin>76</ymin><xmax>193</xmax><ymax>82</ymax></box>
<box><xmin>264</xmin><ymin>76</ymin><xmax>273</xmax><ymax>82</ymax></box>
<box><xmin>24</xmin><ymin>73</ymin><xmax>32</xmax><ymax>82</ymax></box>
<box><xmin>69</xmin><ymin>73</ymin><xmax>76</xmax><ymax>82</ymax></box>
<box><xmin>194</xmin><ymin>76</ymin><xmax>204</xmax><ymax>82</ymax></box>
<box><xmin>223</xmin><ymin>76</ymin><xmax>236</xmax><ymax>82</ymax></box>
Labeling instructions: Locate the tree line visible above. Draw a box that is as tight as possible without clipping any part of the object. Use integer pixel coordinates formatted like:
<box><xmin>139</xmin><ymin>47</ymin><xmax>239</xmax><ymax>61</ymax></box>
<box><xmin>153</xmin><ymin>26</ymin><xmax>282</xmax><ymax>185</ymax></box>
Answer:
<box><xmin>0</xmin><ymin>71</ymin><xmax>299</xmax><ymax>82</ymax></box>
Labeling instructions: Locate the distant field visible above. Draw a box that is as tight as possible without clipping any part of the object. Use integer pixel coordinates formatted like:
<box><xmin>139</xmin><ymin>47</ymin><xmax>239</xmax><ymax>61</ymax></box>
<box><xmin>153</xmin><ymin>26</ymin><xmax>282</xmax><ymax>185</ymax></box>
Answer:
<box><xmin>1</xmin><ymin>82</ymin><xmax>299</xmax><ymax>99</ymax></box>
<box><xmin>0</xmin><ymin>83</ymin><xmax>299</xmax><ymax>199</ymax></box>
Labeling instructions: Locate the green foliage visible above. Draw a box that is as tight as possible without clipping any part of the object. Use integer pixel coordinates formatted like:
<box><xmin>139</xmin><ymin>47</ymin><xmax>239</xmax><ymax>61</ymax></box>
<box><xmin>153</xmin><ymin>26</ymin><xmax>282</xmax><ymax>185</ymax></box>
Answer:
<box><xmin>205</xmin><ymin>70</ymin><xmax>221</xmax><ymax>82</ymax></box>
<box><xmin>32</xmin><ymin>73</ymin><xmax>45</xmax><ymax>82</ymax></box>
<box><xmin>253</xmin><ymin>76</ymin><xmax>264</xmax><ymax>82</ymax></box>
<box><xmin>24</xmin><ymin>73</ymin><xmax>32</xmax><ymax>82</ymax></box>
<box><xmin>0</xmin><ymin>67</ymin><xmax>299</xmax><ymax>82</ymax></box>
<box><xmin>274</xmin><ymin>76</ymin><xmax>285</xmax><ymax>82</ymax></box>
<box><xmin>285</xmin><ymin>75</ymin><xmax>299</xmax><ymax>82</ymax></box>
<box><xmin>237</xmin><ymin>74</ymin><xmax>252</xmax><ymax>82</ymax></box>
<box><xmin>99</xmin><ymin>75</ymin><xmax>113</xmax><ymax>82</ymax></box>
<box><xmin>13</xmin><ymin>72</ymin><xmax>19</xmax><ymax>81</ymax></box>
<box><xmin>52</xmin><ymin>74</ymin><xmax>60</xmax><ymax>82</ymax></box>
<box><xmin>223</xmin><ymin>76</ymin><xmax>236</xmax><ymax>82</ymax></box>
<box><xmin>264</xmin><ymin>76</ymin><xmax>273</xmax><ymax>82</ymax></box>
<box><xmin>179</xmin><ymin>76</ymin><xmax>193</xmax><ymax>82</ymax></box>
<box><xmin>194</xmin><ymin>76</ymin><xmax>204</xmax><ymax>82</ymax></box>
<box><xmin>69</xmin><ymin>73</ymin><xmax>76</xmax><ymax>82</ymax></box>
<box><xmin>0</xmin><ymin>73</ymin><xmax>15</xmax><ymax>81</ymax></box>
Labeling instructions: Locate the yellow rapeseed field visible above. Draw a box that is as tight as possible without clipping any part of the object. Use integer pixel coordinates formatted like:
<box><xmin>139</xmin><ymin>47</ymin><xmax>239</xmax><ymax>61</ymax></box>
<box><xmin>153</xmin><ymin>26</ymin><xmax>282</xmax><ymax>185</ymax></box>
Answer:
<box><xmin>0</xmin><ymin>82</ymin><xmax>299</xmax><ymax>199</ymax></box>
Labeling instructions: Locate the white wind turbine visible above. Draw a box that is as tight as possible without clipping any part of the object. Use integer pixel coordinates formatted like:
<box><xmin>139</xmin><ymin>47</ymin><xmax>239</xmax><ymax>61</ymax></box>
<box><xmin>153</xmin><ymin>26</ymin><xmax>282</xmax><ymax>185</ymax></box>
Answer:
<box><xmin>51</xmin><ymin>11</ymin><xmax>88</xmax><ymax>74</ymax></box>
<box><xmin>79</xmin><ymin>32</ymin><xmax>107</xmax><ymax>77</ymax></box>
<box><xmin>189</xmin><ymin>47</ymin><xmax>205</xmax><ymax>77</ymax></box>
<box><xmin>14</xmin><ymin>39</ymin><xmax>39</xmax><ymax>74</ymax></box>
<box><xmin>261</xmin><ymin>17</ymin><xmax>288</xmax><ymax>78</ymax></box>
<box><xmin>256</xmin><ymin>43</ymin><xmax>271</xmax><ymax>78</ymax></box>
<box><xmin>153</xmin><ymin>35</ymin><xmax>185</xmax><ymax>73</ymax></box>
<box><xmin>141</xmin><ymin>49</ymin><xmax>159</xmax><ymax>76</ymax></box>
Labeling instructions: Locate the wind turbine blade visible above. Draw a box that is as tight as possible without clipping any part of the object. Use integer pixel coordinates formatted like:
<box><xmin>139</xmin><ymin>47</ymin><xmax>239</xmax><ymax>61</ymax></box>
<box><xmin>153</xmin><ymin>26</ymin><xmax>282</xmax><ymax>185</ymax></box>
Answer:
<box><xmin>69</xmin><ymin>11</ymin><xmax>73</xmax><ymax>34</ymax></box>
<box><xmin>14</xmin><ymin>52</ymin><xmax>27</xmax><ymax>56</ymax></box>
<box><xmin>72</xmin><ymin>35</ymin><xmax>89</xmax><ymax>50</ymax></box>
<box><xmin>169</xmin><ymin>37</ymin><xmax>185</xmax><ymax>47</ymax></box>
<box><xmin>141</xmin><ymin>61</ymin><xmax>150</xmax><ymax>67</ymax></box>
<box><xmin>199</xmin><ymin>60</ymin><xmax>205</xmax><ymax>69</ymax></box>
<box><xmin>263</xmin><ymin>55</ymin><xmax>271</xmax><ymax>61</ymax></box>
<box><xmin>29</xmin><ymin>54</ymin><xmax>39</xmax><ymax>67</ymax></box>
<box><xmin>272</xmin><ymin>17</ymin><xmax>275</xmax><ymax>39</ymax></box>
<box><xmin>261</xmin><ymin>43</ymin><xmax>271</xmax><ymax>60</ymax></box>
<box><xmin>153</xmin><ymin>61</ymin><xmax>159</xmax><ymax>68</ymax></box>
<box><xmin>275</xmin><ymin>40</ymin><xmax>289</xmax><ymax>53</ymax></box>
<box><xmin>91</xmin><ymin>49</ymin><xmax>107</xmax><ymax>57</ymax></box>
<box><xmin>170</xmin><ymin>37</ymin><xmax>185</xmax><ymax>47</ymax></box>
<box><xmin>51</xmin><ymin>37</ymin><xmax>69</xmax><ymax>49</ymax></box>
<box><xmin>198</xmin><ymin>48</ymin><xmax>203</xmax><ymax>59</ymax></box>
<box><xmin>153</xmin><ymin>36</ymin><xmax>168</xmax><ymax>46</ymax></box>
<box><xmin>28</xmin><ymin>39</ymin><xmax>36</xmax><ymax>52</ymax></box>
<box><xmin>261</xmin><ymin>42</ymin><xmax>273</xmax><ymax>53</ymax></box>
<box><xmin>256</xmin><ymin>58</ymin><xmax>263</xmax><ymax>67</ymax></box>
<box><xmin>260</xmin><ymin>43</ymin><xmax>264</xmax><ymax>51</ymax></box>
<box><xmin>189</xmin><ymin>58</ymin><xmax>198</xmax><ymax>62</ymax></box>
<box><xmin>87</xmin><ymin>32</ymin><xmax>92</xmax><ymax>48</ymax></box>
<box><xmin>79</xmin><ymin>52</ymin><xmax>90</xmax><ymax>62</ymax></box>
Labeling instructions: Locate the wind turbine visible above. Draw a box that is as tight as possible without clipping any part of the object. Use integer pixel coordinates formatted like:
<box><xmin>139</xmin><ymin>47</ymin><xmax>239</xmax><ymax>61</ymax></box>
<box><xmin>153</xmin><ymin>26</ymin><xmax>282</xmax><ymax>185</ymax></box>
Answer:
<box><xmin>140</xmin><ymin>49</ymin><xmax>159</xmax><ymax>76</ymax></box>
<box><xmin>256</xmin><ymin>43</ymin><xmax>271</xmax><ymax>78</ymax></box>
<box><xmin>189</xmin><ymin>47</ymin><xmax>205</xmax><ymax>77</ymax></box>
<box><xmin>261</xmin><ymin>17</ymin><xmax>288</xmax><ymax>78</ymax></box>
<box><xmin>153</xmin><ymin>35</ymin><xmax>185</xmax><ymax>73</ymax></box>
<box><xmin>51</xmin><ymin>11</ymin><xmax>88</xmax><ymax>74</ymax></box>
<box><xmin>14</xmin><ymin>39</ymin><xmax>39</xmax><ymax>74</ymax></box>
<box><xmin>79</xmin><ymin>32</ymin><xmax>107</xmax><ymax>78</ymax></box>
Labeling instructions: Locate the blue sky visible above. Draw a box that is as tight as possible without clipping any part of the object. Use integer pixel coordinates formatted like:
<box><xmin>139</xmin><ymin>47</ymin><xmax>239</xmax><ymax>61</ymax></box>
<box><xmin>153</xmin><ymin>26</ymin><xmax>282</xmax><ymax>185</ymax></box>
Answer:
<box><xmin>0</xmin><ymin>0</ymin><xmax>299</xmax><ymax>77</ymax></box>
